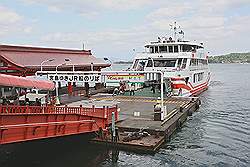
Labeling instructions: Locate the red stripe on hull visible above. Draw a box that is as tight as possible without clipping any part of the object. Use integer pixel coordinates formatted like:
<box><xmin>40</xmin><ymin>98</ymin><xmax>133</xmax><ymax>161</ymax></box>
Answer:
<box><xmin>172</xmin><ymin>81</ymin><xmax>209</xmax><ymax>96</ymax></box>
<box><xmin>172</xmin><ymin>83</ymin><xmax>191</xmax><ymax>90</ymax></box>
<box><xmin>190</xmin><ymin>84</ymin><xmax>208</xmax><ymax>96</ymax></box>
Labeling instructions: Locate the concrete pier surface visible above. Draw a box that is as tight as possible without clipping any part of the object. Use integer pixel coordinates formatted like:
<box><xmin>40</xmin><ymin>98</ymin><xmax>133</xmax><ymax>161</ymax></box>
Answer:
<box><xmin>68</xmin><ymin>94</ymin><xmax>201</xmax><ymax>153</ymax></box>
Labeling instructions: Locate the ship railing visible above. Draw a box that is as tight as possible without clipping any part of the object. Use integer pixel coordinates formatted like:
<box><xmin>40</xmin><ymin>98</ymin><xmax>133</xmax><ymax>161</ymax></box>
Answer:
<box><xmin>0</xmin><ymin>105</ymin><xmax>118</xmax><ymax>122</ymax></box>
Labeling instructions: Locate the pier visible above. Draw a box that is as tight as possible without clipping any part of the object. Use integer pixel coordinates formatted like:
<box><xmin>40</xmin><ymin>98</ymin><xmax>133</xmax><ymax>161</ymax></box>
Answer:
<box><xmin>90</xmin><ymin>95</ymin><xmax>200</xmax><ymax>153</ymax></box>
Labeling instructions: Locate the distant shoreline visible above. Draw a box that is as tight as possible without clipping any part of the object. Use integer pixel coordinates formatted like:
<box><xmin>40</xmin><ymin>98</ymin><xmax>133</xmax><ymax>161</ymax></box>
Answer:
<box><xmin>209</xmin><ymin>52</ymin><xmax>250</xmax><ymax>64</ymax></box>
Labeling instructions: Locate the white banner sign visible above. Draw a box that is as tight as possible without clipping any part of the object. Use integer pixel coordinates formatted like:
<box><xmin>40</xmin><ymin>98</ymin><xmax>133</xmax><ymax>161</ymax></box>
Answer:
<box><xmin>106</xmin><ymin>74</ymin><xmax>145</xmax><ymax>83</ymax></box>
<box><xmin>48</xmin><ymin>74</ymin><xmax>101</xmax><ymax>83</ymax></box>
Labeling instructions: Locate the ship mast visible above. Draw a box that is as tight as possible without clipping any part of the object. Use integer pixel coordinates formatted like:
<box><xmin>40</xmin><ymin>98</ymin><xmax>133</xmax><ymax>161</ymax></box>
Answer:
<box><xmin>169</xmin><ymin>22</ymin><xmax>184</xmax><ymax>41</ymax></box>
<box><xmin>174</xmin><ymin>22</ymin><xmax>177</xmax><ymax>41</ymax></box>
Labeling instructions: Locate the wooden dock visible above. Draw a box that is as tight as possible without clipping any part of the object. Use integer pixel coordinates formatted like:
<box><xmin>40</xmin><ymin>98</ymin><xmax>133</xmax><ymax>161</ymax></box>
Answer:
<box><xmin>90</xmin><ymin>95</ymin><xmax>200</xmax><ymax>153</ymax></box>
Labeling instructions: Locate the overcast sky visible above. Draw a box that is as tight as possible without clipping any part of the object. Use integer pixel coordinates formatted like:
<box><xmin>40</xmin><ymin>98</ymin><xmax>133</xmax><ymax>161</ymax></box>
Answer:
<box><xmin>0</xmin><ymin>0</ymin><xmax>250</xmax><ymax>60</ymax></box>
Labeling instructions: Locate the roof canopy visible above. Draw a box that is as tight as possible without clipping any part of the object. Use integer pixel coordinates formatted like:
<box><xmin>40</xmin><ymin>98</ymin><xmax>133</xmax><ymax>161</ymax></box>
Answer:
<box><xmin>0</xmin><ymin>45</ymin><xmax>110</xmax><ymax>69</ymax></box>
<box><xmin>0</xmin><ymin>74</ymin><xmax>55</xmax><ymax>90</ymax></box>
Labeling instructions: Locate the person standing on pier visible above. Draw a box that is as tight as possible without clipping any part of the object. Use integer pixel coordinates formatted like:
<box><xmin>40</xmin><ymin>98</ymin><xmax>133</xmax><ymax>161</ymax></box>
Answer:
<box><xmin>178</xmin><ymin>88</ymin><xmax>183</xmax><ymax>96</ymax></box>
<box><xmin>151</xmin><ymin>83</ymin><xmax>156</xmax><ymax>94</ymax></box>
<box><xmin>129</xmin><ymin>83</ymin><xmax>135</xmax><ymax>96</ymax></box>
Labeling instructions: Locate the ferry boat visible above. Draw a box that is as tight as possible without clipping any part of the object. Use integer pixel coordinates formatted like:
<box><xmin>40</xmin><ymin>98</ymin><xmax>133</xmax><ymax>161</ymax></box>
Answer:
<box><xmin>130</xmin><ymin>22</ymin><xmax>210</xmax><ymax>97</ymax></box>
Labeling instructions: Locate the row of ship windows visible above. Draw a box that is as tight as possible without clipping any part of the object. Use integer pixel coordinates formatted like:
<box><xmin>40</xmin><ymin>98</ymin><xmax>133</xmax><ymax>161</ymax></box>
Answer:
<box><xmin>133</xmin><ymin>58</ymin><xmax>208</xmax><ymax>70</ymax></box>
<box><xmin>149</xmin><ymin>45</ymin><xmax>203</xmax><ymax>53</ymax></box>
<box><xmin>190</xmin><ymin>59</ymin><xmax>208</xmax><ymax>66</ymax></box>
<box><xmin>146</xmin><ymin>58</ymin><xmax>188</xmax><ymax>68</ymax></box>
<box><xmin>145</xmin><ymin>58</ymin><xmax>207</xmax><ymax>68</ymax></box>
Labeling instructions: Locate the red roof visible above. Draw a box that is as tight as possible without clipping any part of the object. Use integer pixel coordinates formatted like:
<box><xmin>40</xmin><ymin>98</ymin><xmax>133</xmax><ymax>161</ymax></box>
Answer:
<box><xmin>0</xmin><ymin>45</ymin><xmax>110</xmax><ymax>69</ymax></box>
<box><xmin>0</xmin><ymin>74</ymin><xmax>55</xmax><ymax>90</ymax></box>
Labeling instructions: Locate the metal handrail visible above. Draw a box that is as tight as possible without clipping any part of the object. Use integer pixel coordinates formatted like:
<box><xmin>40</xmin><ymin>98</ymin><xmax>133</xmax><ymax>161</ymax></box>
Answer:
<box><xmin>0</xmin><ymin>105</ymin><xmax>118</xmax><ymax>119</ymax></box>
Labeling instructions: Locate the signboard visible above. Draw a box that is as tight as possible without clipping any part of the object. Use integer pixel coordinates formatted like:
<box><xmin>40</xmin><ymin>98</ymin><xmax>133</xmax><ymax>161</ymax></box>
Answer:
<box><xmin>106</xmin><ymin>74</ymin><xmax>145</xmax><ymax>83</ymax></box>
<box><xmin>48</xmin><ymin>74</ymin><xmax>101</xmax><ymax>83</ymax></box>
<box><xmin>37</xmin><ymin>72</ymin><xmax>145</xmax><ymax>84</ymax></box>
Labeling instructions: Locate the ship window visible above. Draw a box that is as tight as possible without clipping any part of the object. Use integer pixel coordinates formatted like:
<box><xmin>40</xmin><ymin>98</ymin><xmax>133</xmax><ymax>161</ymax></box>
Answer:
<box><xmin>154</xmin><ymin>59</ymin><xmax>177</xmax><ymax>67</ymax></box>
<box><xmin>183</xmin><ymin>45</ymin><xmax>192</xmax><ymax>52</ymax></box>
<box><xmin>155</xmin><ymin>46</ymin><xmax>159</xmax><ymax>53</ymax></box>
<box><xmin>203</xmin><ymin>60</ymin><xmax>206</xmax><ymax>65</ymax></box>
<box><xmin>190</xmin><ymin>59</ymin><xmax>196</xmax><ymax>66</ymax></box>
<box><xmin>191</xmin><ymin>45</ymin><xmax>196</xmax><ymax>52</ymax></box>
<box><xmin>193</xmin><ymin>72</ymin><xmax>204</xmax><ymax>83</ymax></box>
<box><xmin>190</xmin><ymin>59</ymin><xmax>199</xmax><ymax>66</ymax></box>
<box><xmin>150</xmin><ymin>47</ymin><xmax>154</xmax><ymax>53</ymax></box>
<box><xmin>168</xmin><ymin>46</ymin><xmax>173</xmax><ymax>53</ymax></box>
<box><xmin>201</xmin><ymin>59</ymin><xmax>208</xmax><ymax>65</ymax></box>
<box><xmin>182</xmin><ymin>58</ymin><xmax>187</xmax><ymax>69</ymax></box>
<box><xmin>132</xmin><ymin>59</ymin><xmax>139</xmax><ymax>69</ymax></box>
<box><xmin>137</xmin><ymin>59</ymin><xmax>147</xmax><ymax>71</ymax></box>
<box><xmin>146</xmin><ymin>59</ymin><xmax>153</xmax><ymax>67</ymax></box>
<box><xmin>198</xmin><ymin>59</ymin><xmax>202</xmax><ymax>66</ymax></box>
<box><xmin>159</xmin><ymin>46</ymin><xmax>167</xmax><ymax>53</ymax></box>
<box><xmin>174</xmin><ymin>45</ymin><xmax>178</xmax><ymax>53</ymax></box>
<box><xmin>199</xmin><ymin>72</ymin><xmax>204</xmax><ymax>81</ymax></box>
<box><xmin>177</xmin><ymin>58</ymin><xmax>182</xmax><ymax>68</ymax></box>
<box><xmin>179</xmin><ymin>45</ymin><xmax>183</xmax><ymax>52</ymax></box>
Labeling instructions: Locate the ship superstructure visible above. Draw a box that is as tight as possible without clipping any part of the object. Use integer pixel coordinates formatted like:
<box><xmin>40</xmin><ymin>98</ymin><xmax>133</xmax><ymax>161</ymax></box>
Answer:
<box><xmin>130</xmin><ymin>22</ymin><xmax>210</xmax><ymax>96</ymax></box>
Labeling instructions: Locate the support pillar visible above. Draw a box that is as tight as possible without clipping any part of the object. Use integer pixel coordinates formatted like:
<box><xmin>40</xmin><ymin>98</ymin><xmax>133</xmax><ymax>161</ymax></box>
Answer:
<box><xmin>85</xmin><ymin>82</ymin><xmax>89</xmax><ymax>97</ymax></box>
<box><xmin>68</xmin><ymin>82</ymin><xmax>73</xmax><ymax>96</ymax></box>
<box><xmin>55</xmin><ymin>82</ymin><xmax>60</xmax><ymax>105</ymax></box>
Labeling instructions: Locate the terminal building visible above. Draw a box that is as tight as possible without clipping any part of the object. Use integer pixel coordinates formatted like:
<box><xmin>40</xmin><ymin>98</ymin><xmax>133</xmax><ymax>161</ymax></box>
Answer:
<box><xmin>0</xmin><ymin>44</ymin><xmax>111</xmax><ymax>97</ymax></box>
<box><xmin>0</xmin><ymin>44</ymin><xmax>110</xmax><ymax>76</ymax></box>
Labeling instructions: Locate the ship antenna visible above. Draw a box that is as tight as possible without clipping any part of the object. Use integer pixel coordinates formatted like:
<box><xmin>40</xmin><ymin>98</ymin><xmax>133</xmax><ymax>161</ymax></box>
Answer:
<box><xmin>174</xmin><ymin>22</ymin><xmax>177</xmax><ymax>41</ymax></box>
<box><xmin>169</xmin><ymin>24</ymin><xmax>173</xmax><ymax>38</ymax></box>
<box><xmin>178</xmin><ymin>26</ymin><xmax>185</xmax><ymax>41</ymax></box>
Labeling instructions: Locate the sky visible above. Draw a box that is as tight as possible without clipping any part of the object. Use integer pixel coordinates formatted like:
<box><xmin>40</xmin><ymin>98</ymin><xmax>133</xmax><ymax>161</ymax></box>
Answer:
<box><xmin>0</xmin><ymin>0</ymin><xmax>250</xmax><ymax>60</ymax></box>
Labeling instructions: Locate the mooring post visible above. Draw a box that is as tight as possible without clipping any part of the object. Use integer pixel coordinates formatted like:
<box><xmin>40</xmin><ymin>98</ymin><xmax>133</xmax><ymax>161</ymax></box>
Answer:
<box><xmin>55</xmin><ymin>81</ymin><xmax>60</xmax><ymax>105</ymax></box>
<box><xmin>179</xmin><ymin>106</ymin><xmax>183</xmax><ymax>112</ymax></box>
<box><xmin>111</xmin><ymin>112</ymin><xmax>116</xmax><ymax>142</ymax></box>
<box><xmin>160</xmin><ymin>71</ymin><xmax>165</xmax><ymax>121</ymax></box>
